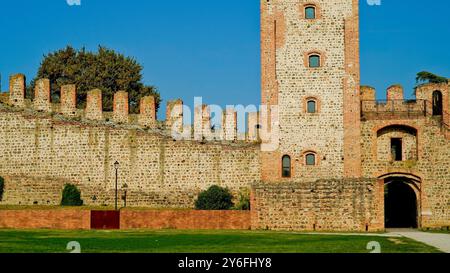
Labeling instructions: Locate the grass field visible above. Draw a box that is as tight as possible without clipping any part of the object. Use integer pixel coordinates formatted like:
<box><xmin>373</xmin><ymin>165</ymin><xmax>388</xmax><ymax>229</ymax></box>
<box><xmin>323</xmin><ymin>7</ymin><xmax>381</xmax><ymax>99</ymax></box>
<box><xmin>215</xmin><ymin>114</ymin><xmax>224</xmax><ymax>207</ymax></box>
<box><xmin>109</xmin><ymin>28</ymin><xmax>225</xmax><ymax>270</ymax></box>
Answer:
<box><xmin>0</xmin><ymin>229</ymin><xmax>441</xmax><ymax>253</ymax></box>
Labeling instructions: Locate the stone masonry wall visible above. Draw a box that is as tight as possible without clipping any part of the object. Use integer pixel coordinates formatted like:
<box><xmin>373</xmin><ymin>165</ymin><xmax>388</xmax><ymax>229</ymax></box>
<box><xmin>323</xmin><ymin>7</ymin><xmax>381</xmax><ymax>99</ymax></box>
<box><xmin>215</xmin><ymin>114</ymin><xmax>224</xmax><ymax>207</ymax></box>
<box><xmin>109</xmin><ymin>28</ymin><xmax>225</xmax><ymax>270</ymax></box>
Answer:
<box><xmin>260</xmin><ymin>0</ymin><xmax>360</xmax><ymax>182</ymax></box>
<box><xmin>0</xmin><ymin>107</ymin><xmax>260</xmax><ymax>208</ymax></box>
<box><xmin>251</xmin><ymin>179</ymin><xmax>384</xmax><ymax>232</ymax></box>
<box><xmin>361</xmin><ymin>117</ymin><xmax>450</xmax><ymax>228</ymax></box>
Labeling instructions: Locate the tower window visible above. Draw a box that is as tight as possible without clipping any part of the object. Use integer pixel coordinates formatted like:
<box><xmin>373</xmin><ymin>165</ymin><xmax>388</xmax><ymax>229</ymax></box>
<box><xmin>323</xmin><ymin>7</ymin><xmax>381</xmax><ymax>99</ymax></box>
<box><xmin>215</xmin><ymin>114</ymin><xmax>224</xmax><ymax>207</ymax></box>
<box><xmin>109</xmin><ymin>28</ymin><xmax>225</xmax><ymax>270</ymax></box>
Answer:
<box><xmin>306</xmin><ymin>153</ymin><xmax>316</xmax><ymax>166</ymax></box>
<box><xmin>307</xmin><ymin>100</ymin><xmax>317</xmax><ymax>113</ymax></box>
<box><xmin>309</xmin><ymin>55</ymin><xmax>321</xmax><ymax>68</ymax></box>
<box><xmin>282</xmin><ymin>155</ymin><xmax>292</xmax><ymax>178</ymax></box>
<box><xmin>305</xmin><ymin>6</ymin><xmax>316</xmax><ymax>19</ymax></box>
<box><xmin>391</xmin><ymin>138</ymin><xmax>403</xmax><ymax>161</ymax></box>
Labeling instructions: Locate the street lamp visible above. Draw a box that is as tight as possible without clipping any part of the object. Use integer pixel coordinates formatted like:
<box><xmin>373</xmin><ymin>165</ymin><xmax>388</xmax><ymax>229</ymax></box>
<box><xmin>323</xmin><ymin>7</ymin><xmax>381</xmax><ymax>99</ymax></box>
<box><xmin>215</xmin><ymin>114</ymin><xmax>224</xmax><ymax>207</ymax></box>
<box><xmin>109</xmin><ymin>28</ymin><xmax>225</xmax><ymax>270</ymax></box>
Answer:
<box><xmin>114</xmin><ymin>161</ymin><xmax>120</xmax><ymax>211</ymax></box>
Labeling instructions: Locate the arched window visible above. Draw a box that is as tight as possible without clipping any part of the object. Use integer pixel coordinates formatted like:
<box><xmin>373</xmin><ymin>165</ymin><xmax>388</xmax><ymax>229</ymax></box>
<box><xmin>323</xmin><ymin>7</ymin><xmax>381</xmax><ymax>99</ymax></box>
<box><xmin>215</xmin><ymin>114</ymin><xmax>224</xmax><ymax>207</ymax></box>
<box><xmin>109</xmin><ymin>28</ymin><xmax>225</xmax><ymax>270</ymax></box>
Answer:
<box><xmin>309</xmin><ymin>55</ymin><xmax>321</xmax><ymax>68</ymax></box>
<box><xmin>305</xmin><ymin>153</ymin><xmax>316</xmax><ymax>166</ymax></box>
<box><xmin>307</xmin><ymin>100</ymin><xmax>317</xmax><ymax>113</ymax></box>
<box><xmin>432</xmin><ymin>90</ymin><xmax>443</xmax><ymax>116</ymax></box>
<box><xmin>305</xmin><ymin>6</ymin><xmax>316</xmax><ymax>19</ymax></box>
<box><xmin>282</xmin><ymin>155</ymin><xmax>292</xmax><ymax>178</ymax></box>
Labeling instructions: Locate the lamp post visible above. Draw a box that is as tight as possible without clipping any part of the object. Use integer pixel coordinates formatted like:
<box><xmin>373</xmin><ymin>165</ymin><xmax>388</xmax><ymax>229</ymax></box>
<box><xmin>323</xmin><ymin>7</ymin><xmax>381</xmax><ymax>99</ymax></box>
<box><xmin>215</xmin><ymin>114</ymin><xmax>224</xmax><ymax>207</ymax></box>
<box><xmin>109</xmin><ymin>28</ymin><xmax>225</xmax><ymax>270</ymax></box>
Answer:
<box><xmin>114</xmin><ymin>161</ymin><xmax>120</xmax><ymax>211</ymax></box>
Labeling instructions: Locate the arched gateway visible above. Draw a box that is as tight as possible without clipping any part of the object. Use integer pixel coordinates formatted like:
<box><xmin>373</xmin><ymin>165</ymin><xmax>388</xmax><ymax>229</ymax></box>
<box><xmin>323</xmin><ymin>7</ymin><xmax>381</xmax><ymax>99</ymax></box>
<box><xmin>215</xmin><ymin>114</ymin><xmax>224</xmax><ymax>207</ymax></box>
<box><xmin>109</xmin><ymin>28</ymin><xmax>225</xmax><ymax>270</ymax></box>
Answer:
<box><xmin>379</xmin><ymin>173</ymin><xmax>421</xmax><ymax>229</ymax></box>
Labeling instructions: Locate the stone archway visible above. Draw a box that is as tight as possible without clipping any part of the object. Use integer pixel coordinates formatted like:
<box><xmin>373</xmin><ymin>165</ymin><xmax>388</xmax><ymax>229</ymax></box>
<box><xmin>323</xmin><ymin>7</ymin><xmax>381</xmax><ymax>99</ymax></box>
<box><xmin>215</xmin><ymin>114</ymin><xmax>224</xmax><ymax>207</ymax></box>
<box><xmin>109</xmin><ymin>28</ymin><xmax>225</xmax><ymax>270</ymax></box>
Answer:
<box><xmin>432</xmin><ymin>90</ymin><xmax>443</xmax><ymax>116</ymax></box>
<box><xmin>384</xmin><ymin>179</ymin><xmax>419</xmax><ymax>228</ymax></box>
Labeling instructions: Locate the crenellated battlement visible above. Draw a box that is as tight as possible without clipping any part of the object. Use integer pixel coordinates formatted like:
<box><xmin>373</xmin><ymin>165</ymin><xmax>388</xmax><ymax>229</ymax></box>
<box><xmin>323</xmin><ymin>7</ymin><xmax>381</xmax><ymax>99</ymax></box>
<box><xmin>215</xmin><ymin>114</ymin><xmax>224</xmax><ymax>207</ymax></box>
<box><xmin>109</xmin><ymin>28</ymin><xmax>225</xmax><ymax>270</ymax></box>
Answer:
<box><xmin>360</xmin><ymin>82</ymin><xmax>449</xmax><ymax>131</ymax></box>
<box><xmin>3</xmin><ymin>74</ymin><xmax>261</xmax><ymax>144</ymax></box>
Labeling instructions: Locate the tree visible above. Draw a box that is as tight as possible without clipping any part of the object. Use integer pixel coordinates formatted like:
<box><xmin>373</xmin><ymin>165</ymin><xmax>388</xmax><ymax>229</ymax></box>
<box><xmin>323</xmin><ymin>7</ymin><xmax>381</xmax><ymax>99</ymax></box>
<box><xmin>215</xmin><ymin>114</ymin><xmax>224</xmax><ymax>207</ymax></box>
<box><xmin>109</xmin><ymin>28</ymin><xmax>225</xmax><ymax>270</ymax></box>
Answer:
<box><xmin>416</xmin><ymin>71</ymin><xmax>448</xmax><ymax>85</ymax></box>
<box><xmin>61</xmin><ymin>184</ymin><xmax>84</xmax><ymax>206</ymax></box>
<box><xmin>233</xmin><ymin>189</ymin><xmax>250</xmax><ymax>211</ymax></box>
<box><xmin>27</xmin><ymin>46</ymin><xmax>161</xmax><ymax>113</ymax></box>
<box><xmin>195</xmin><ymin>185</ymin><xmax>234</xmax><ymax>210</ymax></box>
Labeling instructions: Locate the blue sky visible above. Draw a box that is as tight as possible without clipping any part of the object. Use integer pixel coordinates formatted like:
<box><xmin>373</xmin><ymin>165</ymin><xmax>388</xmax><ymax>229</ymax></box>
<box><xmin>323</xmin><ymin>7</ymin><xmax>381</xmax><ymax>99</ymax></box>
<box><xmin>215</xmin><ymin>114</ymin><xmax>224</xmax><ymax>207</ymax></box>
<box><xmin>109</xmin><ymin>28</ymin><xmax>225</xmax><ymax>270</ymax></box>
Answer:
<box><xmin>0</xmin><ymin>0</ymin><xmax>449</xmax><ymax>119</ymax></box>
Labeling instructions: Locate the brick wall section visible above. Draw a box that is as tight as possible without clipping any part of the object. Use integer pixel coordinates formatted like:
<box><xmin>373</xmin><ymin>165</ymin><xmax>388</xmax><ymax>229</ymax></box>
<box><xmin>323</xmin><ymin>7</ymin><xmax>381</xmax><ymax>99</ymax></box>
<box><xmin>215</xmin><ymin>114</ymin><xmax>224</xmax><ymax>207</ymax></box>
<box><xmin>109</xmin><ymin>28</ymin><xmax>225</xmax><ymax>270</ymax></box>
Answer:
<box><xmin>247</xmin><ymin>112</ymin><xmax>259</xmax><ymax>141</ymax></box>
<box><xmin>251</xmin><ymin>179</ymin><xmax>384</xmax><ymax>232</ymax></box>
<box><xmin>387</xmin><ymin>85</ymin><xmax>404</xmax><ymax>101</ymax></box>
<box><xmin>0</xmin><ymin>209</ymin><xmax>249</xmax><ymax>230</ymax></box>
<box><xmin>138</xmin><ymin>96</ymin><xmax>157</xmax><ymax>128</ymax></box>
<box><xmin>223</xmin><ymin>108</ymin><xmax>237</xmax><ymax>141</ymax></box>
<box><xmin>0</xmin><ymin>210</ymin><xmax>91</xmax><ymax>229</ymax></box>
<box><xmin>121</xmin><ymin>210</ymin><xmax>251</xmax><ymax>230</ymax></box>
<box><xmin>194</xmin><ymin>105</ymin><xmax>211</xmax><ymax>141</ymax></box>
<box><xmin>8</xmin><ymin>74</ymin><xmax>25</xmax><ymax>107</ymax></box>
<box><xmin>113</xmin><ymin>91</ymin><xmax>129</xmax><ymax>124</ymax></box>
<box><xmin>343</xmin><ymin>0</ymin><xmax>362</xmax><ymax>178</ymax></box>
<box><xmin>60</xmin><ymin>85</ymin><xmax>77</xmax><ymax>117</ymax></box>
<box><xmin>34</xmin><ymin>79</ymin><xmax>51</xmax><ymax>112</ymax></box>
<box><xmin>166</xmin><ymin>99</ymin><xmax>183</xmax><ymax>134</ymax></box>
<box><xmin>85</xmin><ymin>89</ymin><xmax>103</xmax><ymax>120</ymax></box>
<box><xmin>260</xmin><ymin>1</ymin><xmax>280</xmax><ymax>183</ymax></box>
<box><xmin>361</xmin><ymin>86</ymin><xmax>376</xmax><ymax>101</ymax></box>
<box><xmin>415</xmin><ymin>83</ymin><xmax>449</xmax><ymax>136</ymax></box>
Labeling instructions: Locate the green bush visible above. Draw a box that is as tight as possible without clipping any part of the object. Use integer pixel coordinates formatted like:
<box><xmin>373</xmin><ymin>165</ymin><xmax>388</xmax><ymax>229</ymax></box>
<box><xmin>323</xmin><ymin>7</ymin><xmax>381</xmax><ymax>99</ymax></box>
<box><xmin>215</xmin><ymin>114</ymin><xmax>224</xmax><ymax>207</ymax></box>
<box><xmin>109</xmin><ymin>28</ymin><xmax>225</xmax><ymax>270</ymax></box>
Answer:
<box><xmin>195</xmin><ymin>185</ymin><xmax>234</xmax><ymax>210</ymax></box>
<box><xmin>234</xmin><ymin>189</ymin><xmax>251</xmax><ymax>211</ymax></box>
<box><xmin>0</xmin><ymin>177</ymin><xmax>4</xmax><ymax>201</ymax></box>
<box><xmin>61</xmin><ymin>184</ymin><xmax>84</xmax><ymax>206</ymax></box>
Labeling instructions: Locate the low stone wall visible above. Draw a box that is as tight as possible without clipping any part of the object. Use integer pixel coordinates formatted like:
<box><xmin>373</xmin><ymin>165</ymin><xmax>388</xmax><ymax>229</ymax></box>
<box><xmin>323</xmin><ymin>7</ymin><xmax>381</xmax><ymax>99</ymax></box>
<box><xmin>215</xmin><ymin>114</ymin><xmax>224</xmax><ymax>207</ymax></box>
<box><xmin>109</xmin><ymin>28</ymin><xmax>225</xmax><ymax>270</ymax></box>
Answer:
<box><xmin>251</xmin><ymin>179</ymin><xmax>385</xmax><ymax>232</ymax></box>
<box><xmin>0</xmin><ymin>209</ymin><xmax>251</xmax><ymax>230</ymax></box>
<box><xmin>0</xmin><ymin>209</ymin><xmax>91</xmax><ymax>229</ymax></box>
<box><xmin>120</xmin><ymin>210</ymin><xmax>251</xmax><ymax>230</ymax></box>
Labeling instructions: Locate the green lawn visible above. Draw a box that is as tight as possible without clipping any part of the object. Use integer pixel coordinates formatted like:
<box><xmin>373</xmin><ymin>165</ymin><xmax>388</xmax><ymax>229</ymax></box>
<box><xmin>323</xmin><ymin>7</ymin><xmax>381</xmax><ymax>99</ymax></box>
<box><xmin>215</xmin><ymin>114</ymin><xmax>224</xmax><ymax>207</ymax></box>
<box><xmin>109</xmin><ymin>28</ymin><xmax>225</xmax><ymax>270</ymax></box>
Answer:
<box><xmin>0</xmin><ymin>229</ymin><xmax>441</xmax><ymax>253</ymax></box>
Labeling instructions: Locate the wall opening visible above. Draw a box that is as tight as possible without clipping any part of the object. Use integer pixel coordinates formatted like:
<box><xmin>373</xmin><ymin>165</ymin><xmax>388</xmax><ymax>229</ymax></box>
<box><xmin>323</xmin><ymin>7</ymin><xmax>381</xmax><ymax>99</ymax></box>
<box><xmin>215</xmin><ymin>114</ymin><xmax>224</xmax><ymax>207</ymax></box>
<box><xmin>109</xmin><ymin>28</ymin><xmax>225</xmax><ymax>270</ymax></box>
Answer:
<box><xmin>391</xmin><ymin>138</ymin><xmax>403</xmax><ymax>161</ymax></box>
<box><xmin>282</xmin><ymin>155</ymin><xmax>292</xmax><ymax>178</ymax></box>
<box><xmin>305</xmin><ymin>6</ymin><xmax>316</xmax><ymax>19</ymax></box>
<box><xmin>377</xmin><ymin>125</ymin><xmax>418</xmax><ymax>162</ymax></box>
<box><xmin>384</xmin><ymin>180</ymin><xmax>418</xmax><ymax>228</ymax></box>
<box><xmin>432</xmin><ymin>90</ymin><xmax>443</xmax><ymax>116</ymax></box>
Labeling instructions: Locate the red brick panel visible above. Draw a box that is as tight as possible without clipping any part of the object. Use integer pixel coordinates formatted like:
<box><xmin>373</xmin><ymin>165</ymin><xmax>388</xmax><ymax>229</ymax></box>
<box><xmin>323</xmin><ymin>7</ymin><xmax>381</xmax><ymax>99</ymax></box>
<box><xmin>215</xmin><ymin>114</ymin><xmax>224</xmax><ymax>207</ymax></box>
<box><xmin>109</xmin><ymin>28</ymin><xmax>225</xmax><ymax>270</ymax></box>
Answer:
<box><xmin>120</xmin><ymin>210</ymin><xmax>251</xmax><ymax>230</ymax></box>
<box><xmin>0</xmin><ymin>210</ymin><xmax>91</xmax><ymax>230</ymax></box>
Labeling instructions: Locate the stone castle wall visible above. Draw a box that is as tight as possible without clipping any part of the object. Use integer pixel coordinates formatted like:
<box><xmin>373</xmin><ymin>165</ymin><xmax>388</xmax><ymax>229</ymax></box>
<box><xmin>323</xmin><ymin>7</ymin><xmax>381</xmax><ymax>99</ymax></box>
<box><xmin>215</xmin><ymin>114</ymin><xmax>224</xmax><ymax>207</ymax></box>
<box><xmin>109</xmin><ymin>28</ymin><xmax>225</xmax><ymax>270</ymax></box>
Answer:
<box><xmin>251</xmin><ymin>179</ymin><xmax>384</xmax><ymax>232</ymax></box>
<box><xmin>0</xmin><ymin>85</ymin><xmax>261</xmax><ymax>207</ymax></box>
<box><xmin>361</xmin><ymin>117</ymin><xmax>450</xmax><ymax>228</ymax></box>
<box><xmin>360</xmin><ymin>83</ymin><xmax>450</xmax><ymax>228</ymax></box>
<box><xmin>0</xmin><ymin>0</ymin><xmax>448</xmax><ymax>231</ymax></box>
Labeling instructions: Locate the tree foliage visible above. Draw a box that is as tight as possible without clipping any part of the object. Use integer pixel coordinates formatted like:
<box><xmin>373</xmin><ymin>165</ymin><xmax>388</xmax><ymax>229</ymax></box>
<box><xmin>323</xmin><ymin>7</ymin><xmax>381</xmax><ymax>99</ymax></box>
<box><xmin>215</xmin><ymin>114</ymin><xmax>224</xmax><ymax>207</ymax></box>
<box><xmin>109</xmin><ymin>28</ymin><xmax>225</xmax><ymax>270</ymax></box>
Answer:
<box><xmin>61</xmin><ymin>184</ymin><xmax>84</xmax><ymax>206</ymax></box>
<box><xmin>416</xmin><ymin>71</ymin><xmax>448</xmax><ymax>85</ymax></box>
<box><xmin>195</xmin><ymin>185</ymin><xmax>234</xmax><ymax>210</ymax></box>
<box><xmin>233</xmin><ymin>189</ymin><xmax>250</xmax><ymax>211</ymax></box>
<box><xmin>28</xmin><ymin>46</ymin><xmax>160</xmax><ymax>113</ymax></box>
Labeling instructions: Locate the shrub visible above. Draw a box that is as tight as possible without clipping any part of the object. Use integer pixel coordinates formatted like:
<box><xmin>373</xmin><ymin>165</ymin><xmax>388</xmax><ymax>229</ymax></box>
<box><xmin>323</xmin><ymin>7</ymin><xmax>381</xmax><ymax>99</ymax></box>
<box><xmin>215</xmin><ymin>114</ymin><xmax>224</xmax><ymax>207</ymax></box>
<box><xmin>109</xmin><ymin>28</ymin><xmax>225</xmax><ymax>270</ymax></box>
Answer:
<box><xmin>61</xmin><ymin>184</ymin><xmax>84</xmax><ymax>206</ymax></box>
<box><xmin>195</xmin><ymin>185</ymin><xmax>234</xmax><ymax>210</ymax></box>
<box><xmin>234</xmin><ymin>189</ymin><xmax>251</xmax><ymax>211</ymax></box>
<box><xmin>0</xmin><ymin>177</ymin><xmax>4</xmax><ymax>201</ymax></box>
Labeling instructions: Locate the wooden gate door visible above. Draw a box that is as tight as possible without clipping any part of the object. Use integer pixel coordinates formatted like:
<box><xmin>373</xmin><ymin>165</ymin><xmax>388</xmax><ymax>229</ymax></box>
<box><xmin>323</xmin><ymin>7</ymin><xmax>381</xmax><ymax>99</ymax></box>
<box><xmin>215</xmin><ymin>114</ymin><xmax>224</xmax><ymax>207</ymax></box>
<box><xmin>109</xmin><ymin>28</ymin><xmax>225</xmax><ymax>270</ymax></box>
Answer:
<box><xmin>91</xmin><ymin>210</ymin><xmax>120</xmax><ymax>229</ymax></box>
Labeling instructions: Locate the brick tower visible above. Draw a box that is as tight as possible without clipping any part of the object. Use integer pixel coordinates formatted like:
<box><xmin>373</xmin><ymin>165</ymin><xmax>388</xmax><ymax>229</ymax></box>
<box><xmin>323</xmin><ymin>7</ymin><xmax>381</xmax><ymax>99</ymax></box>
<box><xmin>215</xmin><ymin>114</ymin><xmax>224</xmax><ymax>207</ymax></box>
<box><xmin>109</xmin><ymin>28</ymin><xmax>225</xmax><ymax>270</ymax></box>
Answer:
<box><xmin>260</xmin><ymin>0</ymin><xmax>362</xmax><ymax>182</ymax></box>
